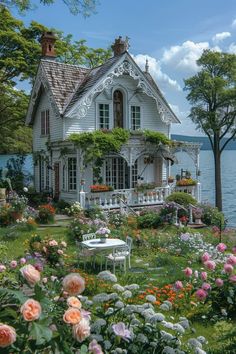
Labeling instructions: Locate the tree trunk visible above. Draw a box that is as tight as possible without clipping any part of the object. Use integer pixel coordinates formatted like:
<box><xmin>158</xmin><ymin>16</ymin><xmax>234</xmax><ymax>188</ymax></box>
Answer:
<box><xmin>213</xmin><ymin>135</ymin><xmax>222</xmax><ymax>211</ymax></box>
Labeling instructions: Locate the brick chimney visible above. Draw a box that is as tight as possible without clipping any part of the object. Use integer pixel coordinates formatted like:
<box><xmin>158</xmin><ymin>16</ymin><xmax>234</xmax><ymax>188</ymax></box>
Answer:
<box><xmin>111</xmin><ymin>36</ymin><xmax>130</xmax><ymax>56</ymax></box>
<box><xmin>41</xmin><ymin>31</ymin><xmax>56</xmax><ymax>58</ymax></box>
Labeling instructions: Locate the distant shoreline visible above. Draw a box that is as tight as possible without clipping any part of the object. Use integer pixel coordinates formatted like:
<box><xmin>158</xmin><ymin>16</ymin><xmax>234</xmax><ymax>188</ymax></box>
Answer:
<box><xmin>171</xmin><ymin>134</ymin><xmax>236</xmax><ymax>150</ymax></box>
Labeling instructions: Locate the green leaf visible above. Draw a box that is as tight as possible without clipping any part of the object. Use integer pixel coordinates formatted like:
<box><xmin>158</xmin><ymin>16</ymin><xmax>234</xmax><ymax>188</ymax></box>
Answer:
<box><xmin>30</xmin><ymin>321</ymin><xmax>53</xmax><ymax>345</ymax></box>
<box><xmin>80</xmin><ymin>344</ymin><xmax>88</xmax><ymax>354</ymax></box>
<box><xmin>0</xmin><ymin>288</ymin><xmax>28</xmax><ymax>304</ymax></box>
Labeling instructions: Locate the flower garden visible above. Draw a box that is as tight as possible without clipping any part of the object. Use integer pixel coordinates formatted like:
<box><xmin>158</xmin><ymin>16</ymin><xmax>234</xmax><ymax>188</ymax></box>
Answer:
<box><xmin>0</xmin><ymin>192</ymin><xmax>236</xmax><ymax>353</ymax></box>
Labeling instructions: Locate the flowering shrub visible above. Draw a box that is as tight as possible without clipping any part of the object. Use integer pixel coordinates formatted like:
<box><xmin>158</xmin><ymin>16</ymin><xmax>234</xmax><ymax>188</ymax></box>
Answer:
<box><xmin>137</xmin><ymin>212</ymin><xmax>163</xmax><ymax>229</ymax></box>
<box><xmin>0</xmin><ymin>204</ymin><xmax>14</xmax><ymax>226</ymax></box>
<box><xmin>68</xmin><ymin>216</ymin><xmax>106</xmax><ymax>241</ymax></box>
<box><xmin>176</xmin><ymin>245</ymin><xmax>236</xmax><ymax>317</ymax></box>
<box><xmin>159</xmin><ymin>202</ymin><xmax>177</xmax><ymax>223</ymax></box>
<box><xmin>0</xmin><ymin>265</ymin><xmax>207</xmax><ymax>353</ymax></box>
<box><xmin>10</xmin><ymin>195</ymin><xmax>28</xmax><ymax>213</ymax></box>
<box><xmin>37</xmin><ymin>204</ymin><xmax>55</xmax><ymax>224</ymax></box>
<box><xmin>28</xmin><ymin>234</ymin><xmax>67</xmax><ymax>266</ymax></box>
<box><xmin>65</xmin><ymin>201</ymin><xmax>82</xmax><ymax>216</ymax></box>
<box><xmin>105</xmin><ymin>210</ymin><xmax>127</xmax><ymax>228</ymax></box>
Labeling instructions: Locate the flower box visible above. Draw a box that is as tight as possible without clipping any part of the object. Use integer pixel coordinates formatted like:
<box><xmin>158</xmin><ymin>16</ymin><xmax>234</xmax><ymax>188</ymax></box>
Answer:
<box><xmin>176</xmin><ymin>178</ymin><xmax>197</xmax><ymax>187</ymax></box>
<box><xmin>90</xmin><ymin>185</ymin><xmax>114</xmax><ymax>193</ymax></box>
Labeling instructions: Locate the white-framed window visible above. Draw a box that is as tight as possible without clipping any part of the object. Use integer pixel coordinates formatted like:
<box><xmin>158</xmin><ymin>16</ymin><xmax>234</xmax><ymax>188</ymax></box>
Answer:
<box><xmin>131</xmin><ymin>160</ymin><xmax>138</xmax><ymax>188</ymax></box>
<box><xmin>105</xmin><ymin>157</ymin><xmax>129</xmax><ymax>190</ymax></box>
<box><xmin>41</xmin><ymin>109</ymin><xmax>50</xmax><ymax>136</ymax></box>
<box><xmin>68</xmin><ymin>157</ymin><xmax>77</xmax><ymax>191</ymax></box>
<box><xmin>62</xmin><ymin>164</ymin><xmax>66</xmax><ymax>190</ymax></box>
<box><xmin>131</xmin><ymin>106</ymin><xmax>141</xmax><ymax>130</ymax></box>
<box><xmin>98</xmin><ymin>103</ymin><xmax>109</xmax><ymax>129</ymax></box>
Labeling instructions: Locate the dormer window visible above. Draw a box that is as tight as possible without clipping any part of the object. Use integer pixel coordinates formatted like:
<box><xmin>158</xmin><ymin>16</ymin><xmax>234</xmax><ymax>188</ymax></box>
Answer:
<box><xmin>41</xmin><ymin>109</ymin><xmax>50</xmax><ymax>136</ymax></box>
<box><xmin>131</xmin><ymin>106</ymin><xmax>141</xmax><ymax>130</ymax></box>
<box><xmin>113</xmin><ymin>90</ymin><xmax>123</xmax><ymax>128</ymax></box>
<box><xmin>99</xmin><ymin>104</ymin><xmax>109</xmax><ymax>129</ymax></box>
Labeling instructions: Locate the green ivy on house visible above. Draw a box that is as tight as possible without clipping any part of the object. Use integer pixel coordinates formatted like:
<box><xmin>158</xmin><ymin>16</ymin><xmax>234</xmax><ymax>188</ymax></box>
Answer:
<box><xmin>68</xmin><ymin>128</ymin><xmax>130</xmax><ymax>183</ymax></box>
<box><xmin>144</xmin><ymin>130</ymin><xmax>171</xmax><ymax>146</ymax></box>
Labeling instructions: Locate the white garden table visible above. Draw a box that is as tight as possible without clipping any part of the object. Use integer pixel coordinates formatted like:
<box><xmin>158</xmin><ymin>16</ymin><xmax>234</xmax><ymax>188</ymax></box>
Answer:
<box><xmin>81</xmin><ymin>238</ymin><xmax>126</xmax><ymax>270</ymax></box>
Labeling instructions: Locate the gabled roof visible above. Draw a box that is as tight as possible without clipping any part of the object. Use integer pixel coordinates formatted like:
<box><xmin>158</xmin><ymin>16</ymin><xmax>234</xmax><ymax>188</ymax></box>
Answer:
<box><xmin>41</xmin><ymin>60</ymin><xmax>90</xmax><ymax>113</ymax></box>
<box><xmin>26</xmin><ymin>51</ymin><xmax>180</xmax><ymax>125</ymax></box>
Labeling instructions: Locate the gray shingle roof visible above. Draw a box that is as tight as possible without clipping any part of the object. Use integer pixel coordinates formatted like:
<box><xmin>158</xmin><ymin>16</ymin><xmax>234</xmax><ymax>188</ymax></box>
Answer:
<box><xmin>41</xmin><ymin>59</ymin><xmax>90</xmax><ymax>113</ymax></box>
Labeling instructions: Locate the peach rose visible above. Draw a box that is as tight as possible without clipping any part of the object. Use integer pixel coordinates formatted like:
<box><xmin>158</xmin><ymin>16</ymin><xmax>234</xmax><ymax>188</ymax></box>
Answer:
<box><xmin>0</xmin><ymin>324</ymin><xmax>16</xmax><ymax>348</ymax></box>
<box><xmin>20</xmin><ymin>264</ymin><xmax>40</xmax><ymax>286</ymax></box>
<box><xmin>20</xmin><ymin>299</ymin><xmax>42</xmax><ymax>321</ymax></box>
<box><xmin>67</xmin><ymin>296</ymin><xmax>82</xmax><ymax>309</ymax></box>
<box><xmin>72</xmin><ymin>318</ymin><xmax>90</xmax><ymax>342</ymax></box>
<box><xmin>63</xmin><ymin>308</ymin><xmax>82</xmax><ymax>325</ymax></box>
<box><xmin>49</xmin><ymin>240</ymin><xmax>58</xmax><ymax>246</ymax></box>
<box><xmin>62</xmin><ymin>273</ymin><xmax>85</xmax><ymax>295</ymax></box>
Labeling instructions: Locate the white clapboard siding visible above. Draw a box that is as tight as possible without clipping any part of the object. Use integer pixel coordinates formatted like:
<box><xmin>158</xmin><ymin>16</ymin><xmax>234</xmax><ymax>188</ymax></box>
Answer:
<box><xmin>64</xmin><ymin>104</ymin><xmax>96</xmax><ymax>137</ymax></box>
<box><xmin>33</xmin><ymin>90</ymin><xmax>63</xmax><ymax>151</ymax></box>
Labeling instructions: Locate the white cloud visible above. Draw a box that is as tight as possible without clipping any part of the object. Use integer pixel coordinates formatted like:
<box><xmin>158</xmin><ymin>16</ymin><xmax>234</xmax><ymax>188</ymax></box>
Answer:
<box><xmin>228</xmin><ymin>43</ymin><xmax>236</xmax><ymax>53</ymax></box>
<box><xmin>161</xmin><ymin>40</ymin><xmax>210</xmax><ymax>73</ymax></box>
<box><xmin>232</xmin><ymin>19</ymin><xmax>236</xmax><ymax>28</ymax></box>
<box><xmin>132</xmin><ymin>54</ymin><xmax>181</xmax><ymax>92</ymax></box>
<box><xmin>212</xmin><ymin>31</ymin><xmax>231</xmax><ymax>43</ymax></box>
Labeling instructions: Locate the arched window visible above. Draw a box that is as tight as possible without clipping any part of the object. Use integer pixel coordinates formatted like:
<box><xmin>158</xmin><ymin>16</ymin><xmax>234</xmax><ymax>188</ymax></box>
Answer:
<box><xmin>113</xmin><ymin>90</ymin><xmax>123</xmax><ymax>128</ymax></box>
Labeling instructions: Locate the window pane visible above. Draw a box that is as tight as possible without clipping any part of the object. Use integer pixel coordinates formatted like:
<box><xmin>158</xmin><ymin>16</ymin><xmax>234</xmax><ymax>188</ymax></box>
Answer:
<box><xmin>131</xmin><ymin>106</ymin><xmax>141</xmax><ymax>130</ymax></box>
<box><xmin>99</xmin><ymin>104</ymin><xmax>109</xmax><ymax>129</ymax></box>
<box><xmin>68</xmin><ymin>157</ymin><xmax>77</xmax><ymax>191</ymax></box>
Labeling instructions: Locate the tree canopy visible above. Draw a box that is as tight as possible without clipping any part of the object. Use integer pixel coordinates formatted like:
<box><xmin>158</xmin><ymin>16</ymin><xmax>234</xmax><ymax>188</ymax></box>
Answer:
<box><xmin>184</xmin><ymin>49</ymin><xmax>236</xmax><ymax>210</ymax></box>
<box><xmin>0</xmin><ymin>0</ymin><xmax>97</xmax><ymax>15</ymax></box>
<box><xmin>0</xmin><ymin>7</ymin><xmax>111</xmax><ymax>153</ymax></box>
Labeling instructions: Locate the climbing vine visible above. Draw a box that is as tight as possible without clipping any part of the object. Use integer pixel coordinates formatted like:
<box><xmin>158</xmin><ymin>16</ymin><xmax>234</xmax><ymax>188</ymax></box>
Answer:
<box><xmin>68</xmin><ymin>128</ymin><xmax>130</xmax><ymax>183</ymax></box>
<box><xmin>144</xmin><ymin>130</ymin><xmax>171</xmax><ymax>146</ymax></box>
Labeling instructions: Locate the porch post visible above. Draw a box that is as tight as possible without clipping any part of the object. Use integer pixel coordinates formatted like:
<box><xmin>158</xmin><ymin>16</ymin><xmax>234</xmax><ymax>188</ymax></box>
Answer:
<box><xmin>196</xmin><ymin>147</ymin><xmax>201</xmax><ymax>203</ymax></box>
<box><xmin>76</xmin><ymin>148</ymin><xmax>80</xmax><ymax>202</ymax></box>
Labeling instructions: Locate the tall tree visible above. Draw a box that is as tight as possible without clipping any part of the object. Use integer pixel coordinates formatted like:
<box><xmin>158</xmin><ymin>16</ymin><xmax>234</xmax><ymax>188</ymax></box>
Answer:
<box><xmin>184</xmin><ymin>50</ymin><xmax>236</xmax><ymax>211</ymax></box>
<box><xmin>0</xmin><ymin>8</ymin><xmax>111</xmax><ymax>153</ymax></box>
<box><xmin>0</xmin><ymin>0</ymin><xmax>97</xmax><ymax>15</ymax></box>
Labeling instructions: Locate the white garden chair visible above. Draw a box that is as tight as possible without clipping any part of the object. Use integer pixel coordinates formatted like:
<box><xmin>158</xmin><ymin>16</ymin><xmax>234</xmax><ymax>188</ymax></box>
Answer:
<box><xmin>82</xmin><ymin>233</ymin><xmax>96</xmax><ymax>241</ymax></box>
<box><xmin>105</xmin><ymin>245</ymin><xmax>129</xmax><ymax>274</ymax></box>
<box><xmin>76</xmin><ymin>241</ymin><xmax>96</xmax><ymax>270</ymax></box>
<box><xmin>125</xmin><ymin>236</ymin><xmax>133</xmax><ymax>269</ymax></box>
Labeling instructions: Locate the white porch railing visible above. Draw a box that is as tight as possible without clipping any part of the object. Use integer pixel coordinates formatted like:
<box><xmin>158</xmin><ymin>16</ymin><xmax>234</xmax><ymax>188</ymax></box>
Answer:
<box><xmin>85</xmin><ymin>186</ymin><xmax>171</xmax><ymax>209</ymax></box>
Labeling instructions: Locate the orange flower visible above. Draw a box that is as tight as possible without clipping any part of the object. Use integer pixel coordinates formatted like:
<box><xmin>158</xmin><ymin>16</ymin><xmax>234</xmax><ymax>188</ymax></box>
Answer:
<box><xmin>0</xmin><ymin>324</ymin><xmax>16</xmax><ymax>348</ymax></box>
<box><xmin>67</xmin><ymin>297</ymin><xmax>82</xmax><ymax>309</ymax></box>
<box><xmin>62</xmin><ymin>273</ymin><xmax>85</xmax><ymax>296</ymax></box>
<box><xmin>63</xmin><ymin>308</ymin><xmax>82</xmax><ymax>325</ymax></box>
<box><xmin>20</xmin><ymin>299</ymin><xmax>42</xmax><ymax>321</ymax></box>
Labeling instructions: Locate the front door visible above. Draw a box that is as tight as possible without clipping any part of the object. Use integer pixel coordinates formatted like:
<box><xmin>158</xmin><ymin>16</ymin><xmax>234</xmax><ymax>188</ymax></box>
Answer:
<box><xmin>54</xmin><ymin>162</ymin><xmax>60</xmax><ymax>200</ymax></box>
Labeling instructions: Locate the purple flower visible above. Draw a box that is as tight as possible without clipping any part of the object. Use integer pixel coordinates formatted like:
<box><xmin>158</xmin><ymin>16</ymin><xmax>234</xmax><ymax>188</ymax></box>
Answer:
<box><xmin>112</xmin><ymin>322</ymin><xmax>132</xmax><ymax>341</ymax></box>
<box><xmin>180</xmin><ymin>233</ymin><xmax>190</xmax><ymax>241</ymax></box>
<box><xmin>89</xmin><ymin>339</ymin><xmax>104</xmax><ymax>354</ymax></box>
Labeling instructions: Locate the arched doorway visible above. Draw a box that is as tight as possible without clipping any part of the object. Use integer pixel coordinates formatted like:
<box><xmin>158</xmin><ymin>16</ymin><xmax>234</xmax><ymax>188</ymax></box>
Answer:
<box><xmin>113</xmin><ymin>90</ymin><xmax>123</xmax><ymax>128</ymax></box>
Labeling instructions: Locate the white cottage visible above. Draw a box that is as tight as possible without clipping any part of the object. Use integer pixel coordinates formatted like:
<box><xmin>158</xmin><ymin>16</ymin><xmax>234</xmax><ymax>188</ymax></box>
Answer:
<box><xmin>26</xmin><ymin>33</ymin><xmax>199</xmax><ymax>209</ymax></box>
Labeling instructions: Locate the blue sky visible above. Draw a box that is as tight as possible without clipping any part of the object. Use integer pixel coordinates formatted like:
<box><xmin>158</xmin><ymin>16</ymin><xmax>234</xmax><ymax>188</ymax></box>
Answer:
<box><xmin>14</xmin><ymin>0</ymin><xmax>236</xmax><ymax>135</ymax></box>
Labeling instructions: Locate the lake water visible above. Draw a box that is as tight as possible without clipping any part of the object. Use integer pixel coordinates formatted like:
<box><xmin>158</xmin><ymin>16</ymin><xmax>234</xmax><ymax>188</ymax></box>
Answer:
<box><xmin>0</xmin><ymin>152</ymin><xmax>235</xmax><ymax>226</ymax></box>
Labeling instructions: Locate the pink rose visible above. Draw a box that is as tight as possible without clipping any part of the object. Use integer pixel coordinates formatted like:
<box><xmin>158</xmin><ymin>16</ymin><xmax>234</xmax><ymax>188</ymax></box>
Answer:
<box><xmin>217</xmin><ymin>243</ymin><xmax>227</xmax><ymax>252</ymax></box>
<box><xmin>226</xmin><ymin>255</ymin><xmax>236</xmax><ymax>266</ymax></box>
<box><xmin>34</xmin><ymin>263</ymin><xmax>43</xmax><ymax>272</ymax></box>
<box><xmin>195</xmin><ymin>288</ymin><xmax>207</xmax><ymax>301</ymax></box>
<box><xmin>73</xmin><ymin>318</ymin><xmax>90</xmax><ymax>342</ymax></box>
<box><xmin>201</xmin><ymin>252</ymin><xmax>210</xmax><ymax>263</ymax></box>
<box><xmin>20</xmin><ymin>299</ymin><xmax>42</xmax><ymax>321</ymax></box>
<box><xmin>184</xmin><ymin>267</ymin><xmax>192</xmax><ymax>277</ymax></box>
<box><xmin>201</xmin><ymin>272</ymin><xmax>207</xmax><ymax>281</ymax></box>
<box><xmin>174</xmin><ymin>281</ymin><xmax>183</xmax><ymax>290</ymax></box>
<box><xmin>0</xmin><ymin>265</ymin><xmax>6</xmax><ymax>273</ymax></box>
<box><xmin>0</xmin><ymin>324</ymin><xmax>16</xmax><ymax>348</ymax></box>
<box><xmin>20</xmin><ymin>258</ymin><xmax>26</xmax><ymax>265</ymax></box>
<box><xmin>57</xmin><ymin>249</ymin><xmax>64</xmax><ymax>255</ymax></box>
<box><xmin>49</xmin><ymin>240</ymin><xmax>58</xmax><ymax>246</ymax></box>
<box><xmin>215</xmin><ymin>278</ymin><xmax>224</xmax><ymax>287</ymax></box>
<box><xmin>224</xmin><ymin>263</ymin><xmax>233</xmax><ymax>274</ymax></box>
<box><xmin>229</xmin><ymin>275</ymin><xmax>236</xmax><ymax>282</ymax></box>
<box><xmin>20</xmin><ymin>264</ymin><xmax>41</xmax><ymax>286</ymax></box>
<box><xmin>10</xmin><ymin>261</ymin><xmax>17</xmax><ymax>269</ymax></box>
<box><xmin>62</xmin><ymin>273</ymin><xmax>85</xmax><ymax>296</ymax></box>
<box><xmin>202</xmin><ymin>282</ymin><xmax>211</xmax><ymax>291</ymax></box>
<box><xmin>204</xmin><ymin>260</ymin><xmax>216</xmax><ymax>270</ymax></box>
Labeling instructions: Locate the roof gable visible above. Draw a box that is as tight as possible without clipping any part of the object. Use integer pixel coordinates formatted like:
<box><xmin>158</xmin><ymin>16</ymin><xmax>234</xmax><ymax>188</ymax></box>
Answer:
<box><xmin>65</xmin><ymin>52</ymin><xmax>180</xmax><ymax>124</ymax></box>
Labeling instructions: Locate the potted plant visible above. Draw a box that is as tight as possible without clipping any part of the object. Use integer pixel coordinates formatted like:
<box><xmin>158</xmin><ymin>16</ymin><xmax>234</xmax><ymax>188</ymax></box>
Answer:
<box><xmin>90</xmin><ymin>185</ymin><xmax>114</xmax><ymax>193</ymax></box>
<box><xmin>10</xmin><ymin>195</ymin><xmax>28</xmax><ymax>220</ymax></box>
<box><xmin>95</xmin><ymin>227</ymin><xmax>111</xmax><ymax>243</ymax></box>
<box><xmin>193</xmin><ymin>207</ymin><xmax>203</xmax><ymax>224</ymax></box>
<box><xmin>168</xmin><ymin>176</ymin><xmax>175</xmax><ymax>184</ymax></box>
